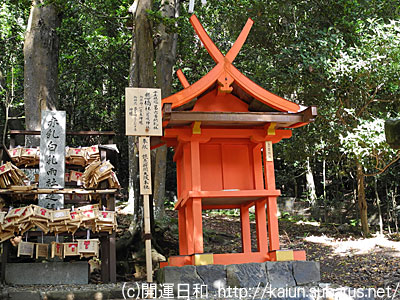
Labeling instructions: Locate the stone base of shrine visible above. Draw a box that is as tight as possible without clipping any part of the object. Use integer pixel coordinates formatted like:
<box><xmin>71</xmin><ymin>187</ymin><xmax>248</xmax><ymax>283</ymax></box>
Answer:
<box><xmin>157</xmin><ymin>260</ymin><xmax>320</xmax><ymax>294</ymax></box>
<box><xmin>5</xmin><ymin>262</ymin><xmax>89</xmax><ymax>285</ymax></box>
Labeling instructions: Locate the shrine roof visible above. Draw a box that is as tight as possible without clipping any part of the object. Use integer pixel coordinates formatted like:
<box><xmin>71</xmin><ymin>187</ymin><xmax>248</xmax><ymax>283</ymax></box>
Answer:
<box><xmin>162</xmin><ymin>15</ymin><xmax>306</xmax><ymax>114</ymax></box>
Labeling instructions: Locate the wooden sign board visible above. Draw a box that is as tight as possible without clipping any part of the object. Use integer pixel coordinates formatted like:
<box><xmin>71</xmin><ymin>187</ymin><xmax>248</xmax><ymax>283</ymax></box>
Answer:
<box><xmin>125</xmin><ymin>88</ymin><xmax>162</xmax><ymax>136</ymax></box>
<box><xmin>139</xmin><ymin>137</ymin><xmax>152</xmax><ymax>194</ymax></box>
<box><xmin>265</xmin><ymin>141</ymin><xmax>274</xmax><ymax>162</ymax></box>
<box><xmin>51</xmin><ymin>242</ymin><xmax>63</xmax><ymax>258</ymax></box>
<box><xmin>36</xmin><ymin>243</ymin><xmax>49</xmax><ymax>259</ymax></box>
<box><xmin>39</xmin><ymin>110</ymin><xmax>66</xmax><ymax>209</ymax></box>
<box><xmin>17</xmin><ymin>241</ymin><xmax>34</xmax><ymax>257</ymax></box>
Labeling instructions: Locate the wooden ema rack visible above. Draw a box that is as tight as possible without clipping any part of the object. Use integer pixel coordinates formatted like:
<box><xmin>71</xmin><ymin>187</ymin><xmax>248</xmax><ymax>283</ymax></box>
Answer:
<box><xmin>158</xmin><ymin>15</ymin><xmax>317</xmax><ymax>267</ymax></box>
<box><xmin>0</xmin><ymin>130</ymin><xmax>117</xmax><ymax>283</ymax></box>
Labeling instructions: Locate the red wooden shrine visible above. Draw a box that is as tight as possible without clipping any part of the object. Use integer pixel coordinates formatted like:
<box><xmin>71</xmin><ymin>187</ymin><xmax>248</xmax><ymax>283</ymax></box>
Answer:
<box><xmin>159</xmin><ymin>15</ymin><xmax>317</xmax><ymax>267</ymax></box>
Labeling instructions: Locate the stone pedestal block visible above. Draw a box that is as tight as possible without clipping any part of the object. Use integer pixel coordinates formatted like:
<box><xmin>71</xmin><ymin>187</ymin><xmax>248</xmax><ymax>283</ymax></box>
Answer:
<box><xmin>5</xmin><ymin>262</ymin><xmax>88</xmax><ymax>285</ymax></box>
<box><xmin>293</xmin><ymin>261</ymin><xmax>321</xmax><ymax>285</ymax></box>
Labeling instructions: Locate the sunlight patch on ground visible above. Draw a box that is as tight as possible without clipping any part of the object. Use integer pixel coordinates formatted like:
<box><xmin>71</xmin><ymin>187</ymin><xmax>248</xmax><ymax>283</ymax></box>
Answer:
<box><xmin>304</xmin><ymin>234</ymin><xmax>400</xmax><ymax>257</ymax></box>
<box><xmin>295</xmin><ymin>220</ymin><xmax>320</xmax><ymax>227</ymax></box>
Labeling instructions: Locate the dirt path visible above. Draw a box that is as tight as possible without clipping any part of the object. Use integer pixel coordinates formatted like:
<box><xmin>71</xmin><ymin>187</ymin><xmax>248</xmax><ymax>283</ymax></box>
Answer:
<box><xmin>197</xmin><ymin>212</ymin><xmax>400</xmax><ymax>290</ymax></box>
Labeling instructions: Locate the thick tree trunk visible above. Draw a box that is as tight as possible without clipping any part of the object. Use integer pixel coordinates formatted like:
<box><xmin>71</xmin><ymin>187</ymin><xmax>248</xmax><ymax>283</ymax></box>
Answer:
<box><xmin>127</xmin><ymin>0</ymin><xmax>155</xmax><ymax>234</ymax></box>
<box><xmin>153</xmin><ymin>0</ymin><xmax>179</xmax><ymax>220</ymax></box>
<box><xmin>356</xmin><ymin>161</ymin><xmax>370</xmax><ymax>236</ymax></box>
<box><xmin>24</xmin><ymin>0</ymin><xmax>61</xmax><ymax>146</ymax></box>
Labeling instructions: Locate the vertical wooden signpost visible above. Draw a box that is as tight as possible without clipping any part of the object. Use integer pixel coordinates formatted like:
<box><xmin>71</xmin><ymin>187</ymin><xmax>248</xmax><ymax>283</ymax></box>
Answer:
<box><xmin>126</xmin><ymin>88</ymin><xmax>162</xmax><ymax>283</ymax></box>
<box><xmin>38</xmin><ymin>111</ymin><xmax>66</xmax><ymax>209</ymax></box>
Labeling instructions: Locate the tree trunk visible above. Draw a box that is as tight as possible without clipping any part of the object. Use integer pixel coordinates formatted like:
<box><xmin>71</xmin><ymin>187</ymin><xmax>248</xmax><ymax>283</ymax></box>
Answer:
<box><xmin>356</xmin><ymin>161</ymin><xmax>370</xmax><ymax>236</ymax></box>
<box><xmin>372</xmin><ymin>177</ymin><xmax>383</xmax><ymax>234</ymax></box>
<box><xmin>322</xmin><ymin>157</ymin><xmax>328</xmax><ymax>223</ymax></box>
<box><xmin>24</xmin><ymin>0</ymin><xmax>61</xmax><ymax>147</ymax></box>
<box><xmin>127</xmin><ymin>0</ymin><xmax>155</xmax><ymax>234</ymax></box>
<box><xmin>393</xmin><ymin>185</ymin><xmax>398</xmax><ymax>233</ymax></box>
<box><xmin>373</xmin><ymin>177</ymin><xmax>383</xmax><ymax>235</ymax></box>
<box><xmin>153</xmin><ymin>0</ymin><xmax>179</xmax><ymax>220</ymax></box>
<box><xmin>305</xmin><ymin>156</ymin><xmax>317</xmax><ymax>217</ymax></box>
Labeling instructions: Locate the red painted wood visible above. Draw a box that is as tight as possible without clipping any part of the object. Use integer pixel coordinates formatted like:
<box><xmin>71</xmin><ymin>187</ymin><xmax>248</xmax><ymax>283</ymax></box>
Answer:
<box><xmin>192</xmin><ymin>198</ymin><xmax>204</xmax><ymax>253</ymax></box>
<box><xmin>240</xmin><ymin>206</ymin><xmax>252</xmax><ymax>253</ymax></box>
<box><xmin>267</xmin><ymin>196</ymin><xmax>280</xmax><ymax>251</ymax></box>
<box><xmin>192</xmin><ymin>90</ymin><xmax>249</xmax><ymax>112</ymax></box>
<box><xmin>222</xmin><ymin>144</ymin><xmax>253</xmax><ymax>190</ymax></box>
<box><xmin>199</xmin><ymin>144</ymin><xmax>223</xmax><ymax>191</ymax></box>
<box><xmin>185</xmin><ymin>201</ymin><xmax>194</xmax><ymax>255</ymax></box>
<box><xmin>255</xmin><ymin>199</ymin><xmax>268</xmax><ymax>253</ymax></box>
<box><xmin>178</xmin><ymin>208</ymin><xmax>188</xmax><ymax>255</ymax></box>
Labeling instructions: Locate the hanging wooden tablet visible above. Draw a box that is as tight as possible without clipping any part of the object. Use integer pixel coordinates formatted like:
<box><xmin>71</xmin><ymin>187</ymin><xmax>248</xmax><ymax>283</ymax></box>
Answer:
<box><xmin>36</xmin><ymin>243</ymin><xmax>49</xmax><ymax>259</ymax></box>
<box><xmin>95</xmin><ymin>211</ymin><xmax>117</xmax><ymax>233</ymax></box>
<box><xmin>0</xmin><ymin>231</ymin><xmax>14</xmax><ymax>242</ymax></box>
<box><xmin>32</xmin><ymin>205</ymin><xmax>52</xmax><ymax>220</ymax></box>
<box><xmin>66</xmin><ymin>223</ymin><xmax>80</xmax><ymax>234</ymax></box>
<box><xmin>32</xmin><ymin>221</ymin><xmax>49</xmax><ymax>234</ymax></box>
<box><xmin>51</xmin><ymin>242</ymin><xmax>63</xmax><ymax>258</ymax></box>
<box><xmin>63</xmin><ymin>242</ymin><xmax>79</xmax><ymax>258</ymax></box>
<box><xmin>0</xmin><ymin>161</ymin><xmax>12</xmax><ymax>175</ymax></box>
<box><xmin>79</xmin><ymin>208</ymin><xmax>98</xmax><ymax>222</ymax></box>
<box><xmin>84</xmin><ymin>145</ymin><xmax>100</xmax><ymax>164</ymax></box>
<box><xmin>17</xmin><ymin>241</ymin><xmax>34</xmax><ymax>257</ymax></box>
<box><xmin>8</xmin><ymin>147</ymin><xmax>22</xmax><ymax>165</ymax></box>
<box><xmin>19</xmin><ymin>205</ymin><xmax>34</xmax><ymax>222</ymax></box>
<box><xmin>0</xmin><ymin>211</ymin><xmax>6</xmax><ymax>224</ymax></box>
<box><xmin>98</xmin><ymin>211</ymin><xmax>115</xmax><ymax>223</ymax></box>
<box><xmin>70</xmin><ymin>211</ymin><xmax>82</xmax><ymax>222</ymax></box>
<box><xmin>2</xmin><ymin>217</ymin><xmax>15</xmax><ymax>230</ymax></box>
<box><xmin>70</xmin><ymin>170</ymin><xmax>84</xmax><ymax>184</ymax></box>
<box><xmin>77</xmin><ymin>204</ymin><xmax>99</xmax><ymax>211</ymax></box>
<box><xmin>20</xmin><ymin>224</ymin><xmax>34</xmax><ymax>235</ymax></box>
<box><xmin>50</xmin><ymin>209</ymin><xmax>71</xmax><ymax>222</ymax></box>
<box><xmin>77</xmin><ymin>239</ymin><xmax>100</xmax><ymax>258</ymax></box>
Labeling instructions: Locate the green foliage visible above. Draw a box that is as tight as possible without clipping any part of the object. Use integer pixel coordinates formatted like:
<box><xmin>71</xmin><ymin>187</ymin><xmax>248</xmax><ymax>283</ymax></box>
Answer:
<box><xmin>0</xmin><ymin>1</ymin><xmax>29</xmax><ymax>125</ymax></box>
<box><xmin>1</xmin><ymin>0</ymin><xmax>400</xmax><ymax>231</ymax></box>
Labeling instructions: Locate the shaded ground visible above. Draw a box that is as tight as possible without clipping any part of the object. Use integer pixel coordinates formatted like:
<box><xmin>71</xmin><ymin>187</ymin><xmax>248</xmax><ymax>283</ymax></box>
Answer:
<box><xmin>157</xmin><ymin>210</ymin><xmax>400</xmax><ymax>290</ymax></box>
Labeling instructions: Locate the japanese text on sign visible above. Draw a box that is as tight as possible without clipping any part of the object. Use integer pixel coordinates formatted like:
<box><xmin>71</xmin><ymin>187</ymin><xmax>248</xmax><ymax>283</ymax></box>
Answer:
<box><xmin>139</xmin><ymin>137</ymin><xmax>152</xmax><ymax>195</ymax></box>
<box><xmin>126</xmin><ymin>88</ymin><xmax>162</xmax><ymax>136</ymax></box>
<box><xmin>265</xmin><ymin>141</ymin><xmax>273</xmax><ymax>162</ymax></box>
<box><xmin>38</xmin><ymin>111</ymin><xmax>66</xmax><ymax>209</ymax></box>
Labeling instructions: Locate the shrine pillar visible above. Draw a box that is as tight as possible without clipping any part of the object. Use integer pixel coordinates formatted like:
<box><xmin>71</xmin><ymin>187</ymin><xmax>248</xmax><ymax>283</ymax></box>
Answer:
<box><xmin>240</xmin><ymin>204</ymin><xmax>251</xmax><ymax>253</ymax></box>
<box><xmin>263</xmin><ymin>141</ymin><xmax>280</xmax><ymax>251</ymax></box>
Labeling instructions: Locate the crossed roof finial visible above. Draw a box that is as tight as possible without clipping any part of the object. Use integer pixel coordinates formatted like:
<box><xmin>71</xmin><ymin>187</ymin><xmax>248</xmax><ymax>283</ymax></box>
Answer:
<box><xmin>163</xmin><ymin>15</ymin><xmax>300</xmax><ymax>113</ymax></box>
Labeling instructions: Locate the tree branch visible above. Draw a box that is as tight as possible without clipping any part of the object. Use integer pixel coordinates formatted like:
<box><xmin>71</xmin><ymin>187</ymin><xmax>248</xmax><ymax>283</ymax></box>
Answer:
<box><xmin>365</xmin><ymin>151</ymin><xmax>400</xmax><ymax>177</ymax></box>
<box><xmin>357</xmin><ymin>83</ymin><xmax>384</xmax><ymax>117</ymax></box>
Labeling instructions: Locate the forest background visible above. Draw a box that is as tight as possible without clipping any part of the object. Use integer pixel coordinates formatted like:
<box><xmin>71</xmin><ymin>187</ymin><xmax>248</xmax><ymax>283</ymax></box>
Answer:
<box><xmin>1</xmin><ymin>0</ymin><xmax>400</xmax><ymax>238</ymax></box>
